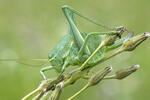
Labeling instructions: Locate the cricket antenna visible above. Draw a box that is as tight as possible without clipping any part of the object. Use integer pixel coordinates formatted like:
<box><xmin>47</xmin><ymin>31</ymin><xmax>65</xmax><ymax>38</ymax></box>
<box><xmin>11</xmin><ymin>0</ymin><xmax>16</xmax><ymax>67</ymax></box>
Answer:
<box><xmin>0</xmin><ymin>58</ymin><xmax>49</xmax><ymax>67</ymax></box>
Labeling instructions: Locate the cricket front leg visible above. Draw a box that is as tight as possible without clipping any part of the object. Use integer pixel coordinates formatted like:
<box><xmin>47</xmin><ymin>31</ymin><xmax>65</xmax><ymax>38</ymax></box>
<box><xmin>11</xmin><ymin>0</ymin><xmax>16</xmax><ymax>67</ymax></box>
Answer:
<box><xmin>40</xmin><ymin>66</ymin><xmax>55</xmax><ymax>80</ymax></box>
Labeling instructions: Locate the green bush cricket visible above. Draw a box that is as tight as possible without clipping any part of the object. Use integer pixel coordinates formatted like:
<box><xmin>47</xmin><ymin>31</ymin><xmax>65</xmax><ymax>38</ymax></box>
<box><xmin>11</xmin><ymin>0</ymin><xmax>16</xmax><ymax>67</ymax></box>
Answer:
<box><xmin>40</xmin><ymin>5</ymin><xmax>130</xmax><ymax>80</ymax></box>
<box><xmin>1</xmin><ymin>5</ymin><xmax>146</xmax><ymax>81</ymax></box>
<box><xmin>1</xmin><ymin>5</ymin><xmax>150</xmax><ymax>100</ymax></box>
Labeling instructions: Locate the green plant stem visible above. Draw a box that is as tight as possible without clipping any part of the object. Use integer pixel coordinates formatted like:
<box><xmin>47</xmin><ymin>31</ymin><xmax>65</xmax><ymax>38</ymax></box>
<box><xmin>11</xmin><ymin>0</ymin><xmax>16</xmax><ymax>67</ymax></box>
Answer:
<box><xmin>80</xmin><ymin>43</ymin><xmax>104</xmax><ymax>70</ymax></box>
<box><xmin>22</xmin><ymin>48</ymin><xmax>124</xmax><ymax>100</ymax></box>
<box><xmin>103</xmin><ymin>75</ymin><xmax>116</xmax><ymax>79</ymax></box>
<box><xmin>63</xmin><ymin>49</ymin><xmax>124</xmax><ymax>88</ymax></box>
<box><xmin>48</xmin><ymin>83</ymin><xmax>62</xmax><ymax>100</ymax></box>
<box><xmin>32</xmin><ymin>91</ymin><xmax>45</xmax><ymax>100</ymax></box>
<box><xmin>40</xmin><ymin>91</ymin><xmax>52</xmax><ymax>100</ymax></box>
<box><xmin>22</xmin><ymin>31</ymin><xmax>149</xmax><ymax>100</ymax></box>
<box><xmin>68</xmin><ymin>84</ymin><xmax>89</xmax><ymax>100</ymax></box>
<box><xmin>96</xmin><ymin>48</ymin><xmax>123</xmax><ymax>65</ymax></box>
<box><xmin>22</xmin><ymin>45</ymin><xmax>126</xmax><ymax>100</ymax></box>
<box><xmin>22</xmin><ymin>88</ymin><xmax>40</xmax><ymax>100</ymax></box>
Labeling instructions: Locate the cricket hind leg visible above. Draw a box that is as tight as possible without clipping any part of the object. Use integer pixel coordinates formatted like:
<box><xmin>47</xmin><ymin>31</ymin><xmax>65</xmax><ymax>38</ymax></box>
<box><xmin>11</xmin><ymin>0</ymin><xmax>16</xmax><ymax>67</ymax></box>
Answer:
<box><xmin>62</xmin><ymin>5</ymin><xmax>126</xmax><ymax>33</ymax></box>
<box><xmin>62</xmin><ymin>5</ymin><xmax>91</xmax><ymax>55</ymax></box>
<box><xmin>40</xmin><ymin>66</ymin><xmax>55</xmax><ymax>80</ymax></box>
<box><xmin>62</xmin><ymin>5</ymin><xmax>126</xmax><ymax>56</ymax></box>
<box><xmin>62</xmin><ymin>5</ymin><xmax>116</xmax><ymax>30</ymax></box>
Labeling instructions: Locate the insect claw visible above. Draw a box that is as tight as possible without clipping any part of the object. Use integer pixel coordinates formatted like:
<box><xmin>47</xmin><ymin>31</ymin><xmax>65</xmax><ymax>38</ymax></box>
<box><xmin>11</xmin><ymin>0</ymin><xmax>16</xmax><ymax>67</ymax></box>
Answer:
<box><xmin>116</xmin><ymin>26</ymin><xmax>127</xmax><ymax>32</ymax></box>
<box><xmin>114</xmin><ymin>26</ymin><xmax>127</xmax><ymax>39</ymax></box>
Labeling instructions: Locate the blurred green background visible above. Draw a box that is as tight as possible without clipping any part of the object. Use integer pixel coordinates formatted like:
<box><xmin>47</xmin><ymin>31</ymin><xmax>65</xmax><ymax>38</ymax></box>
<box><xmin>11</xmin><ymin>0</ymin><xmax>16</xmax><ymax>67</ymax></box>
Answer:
<box><xmin>0</xmin><ymin>0</ymin><xmax>150</xmax><ymax>100</ymax></box>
